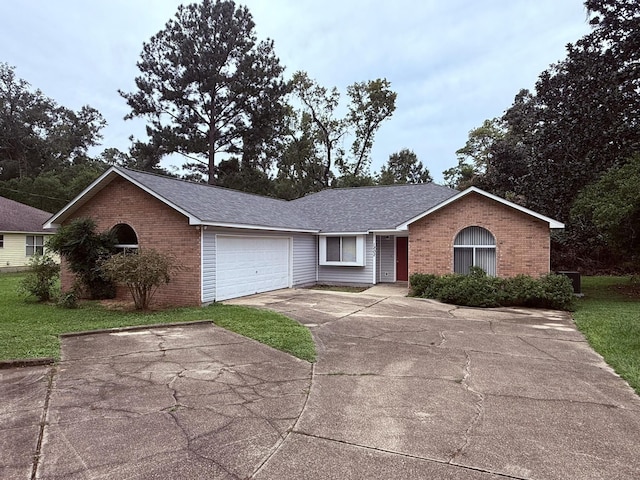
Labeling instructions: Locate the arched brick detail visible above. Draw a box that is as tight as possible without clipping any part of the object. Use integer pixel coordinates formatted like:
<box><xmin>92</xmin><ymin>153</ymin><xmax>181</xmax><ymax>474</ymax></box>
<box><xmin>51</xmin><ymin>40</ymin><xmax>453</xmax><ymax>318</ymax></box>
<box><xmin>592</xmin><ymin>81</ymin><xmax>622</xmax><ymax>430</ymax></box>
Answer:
<box><xmin>408</xmin><ymin>192</ymin><xmax>550</xmax><ymax>278</ymax></box>
<box><xmin>60</xmin><ymin>177</ymin><xmax>201</xmax><ymax>307</ymax></box>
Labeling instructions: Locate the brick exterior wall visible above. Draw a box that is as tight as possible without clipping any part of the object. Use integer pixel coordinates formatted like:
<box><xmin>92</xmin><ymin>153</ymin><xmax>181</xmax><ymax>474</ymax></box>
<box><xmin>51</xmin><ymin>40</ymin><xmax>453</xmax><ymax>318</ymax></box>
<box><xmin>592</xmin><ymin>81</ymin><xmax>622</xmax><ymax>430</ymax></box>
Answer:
<box><xmin>60</xmin><ymin>177</ymin><xmax>201</xmax><ymax>307</ymax></box>
<box><xmin>408</xmin><ymin>192</ymin><xmax>550</xmax><ymax>278</ymax></box>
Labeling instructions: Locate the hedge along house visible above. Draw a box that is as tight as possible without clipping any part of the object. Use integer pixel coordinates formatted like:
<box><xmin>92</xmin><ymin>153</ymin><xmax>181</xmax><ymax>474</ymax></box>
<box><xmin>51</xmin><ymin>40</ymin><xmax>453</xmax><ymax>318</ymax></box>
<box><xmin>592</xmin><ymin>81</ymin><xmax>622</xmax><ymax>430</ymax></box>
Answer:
<box><xmin>45</xmin><ymin>167</ymin><xmax>564</xmax><ymax>306</ymax></box>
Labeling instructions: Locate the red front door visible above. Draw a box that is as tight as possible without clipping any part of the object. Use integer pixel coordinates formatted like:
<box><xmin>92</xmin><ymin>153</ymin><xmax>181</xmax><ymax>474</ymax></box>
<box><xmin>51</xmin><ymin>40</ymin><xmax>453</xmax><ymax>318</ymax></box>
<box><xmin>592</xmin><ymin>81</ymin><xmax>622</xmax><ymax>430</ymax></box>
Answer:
<box><xmin>396</xmin><ymin>237</ymin><xmax>408</xmax><ymax>281</ymax></box>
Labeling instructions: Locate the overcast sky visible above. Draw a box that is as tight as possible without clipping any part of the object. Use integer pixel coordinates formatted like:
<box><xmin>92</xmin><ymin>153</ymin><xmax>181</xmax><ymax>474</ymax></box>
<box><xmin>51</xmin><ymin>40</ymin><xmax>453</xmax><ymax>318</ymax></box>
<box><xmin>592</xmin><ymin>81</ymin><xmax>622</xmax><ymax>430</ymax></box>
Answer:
<box><xmin>2</xmin><ymin>0</ymin><xmax>592</xmax><ymax>182</ymax></box>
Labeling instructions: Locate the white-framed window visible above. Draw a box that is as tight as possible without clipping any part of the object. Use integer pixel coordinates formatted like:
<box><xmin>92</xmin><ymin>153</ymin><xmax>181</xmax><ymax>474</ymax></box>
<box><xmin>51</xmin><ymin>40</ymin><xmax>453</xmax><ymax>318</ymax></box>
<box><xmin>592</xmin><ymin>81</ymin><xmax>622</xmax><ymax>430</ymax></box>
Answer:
<box><xmin>26</xmin><ymin>235</ymin><xmax>44</xmax><ymax>256</ymax></box>
<box><xmin>453</xmin><ymin>226</ymin><xmax>496</xmax><ymax>276</ymax></box>
<box><xmin>0</xmin><ymin>234</ymin><xmax>3</xmax><ymax>248</ymax></box>
<box><xmin>112</xmin><ymin>223</ymin><xmax>139</xmax><ymax>254</ymax></box>
<box><xmin>319</xmin><ymin>235</ymin><xmax>365</xmax><ymax>266</ymax></box>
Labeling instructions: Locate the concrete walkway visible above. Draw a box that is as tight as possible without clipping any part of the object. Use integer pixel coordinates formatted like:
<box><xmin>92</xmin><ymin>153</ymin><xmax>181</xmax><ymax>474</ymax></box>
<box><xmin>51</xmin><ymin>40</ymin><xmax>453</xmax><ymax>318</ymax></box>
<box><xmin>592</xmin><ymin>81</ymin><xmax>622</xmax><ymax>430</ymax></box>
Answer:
<box><xmin>2</xmin><ymin>289</ymin><xmax>640</xmax><ymax>479</ymax></box>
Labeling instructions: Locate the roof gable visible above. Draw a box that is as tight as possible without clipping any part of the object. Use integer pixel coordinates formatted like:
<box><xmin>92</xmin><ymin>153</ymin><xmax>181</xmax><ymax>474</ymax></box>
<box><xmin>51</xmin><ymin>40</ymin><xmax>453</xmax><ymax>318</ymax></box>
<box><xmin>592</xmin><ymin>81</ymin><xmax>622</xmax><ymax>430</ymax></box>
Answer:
<box><xmin>0</xmin><ymin>196</ymin><xmax>55</xmax><ymax>233</ymax></box>
<box><xmin>397</xmin><ymin>186</ymin><xmax>565</xmax><ymax>229</ymax></box>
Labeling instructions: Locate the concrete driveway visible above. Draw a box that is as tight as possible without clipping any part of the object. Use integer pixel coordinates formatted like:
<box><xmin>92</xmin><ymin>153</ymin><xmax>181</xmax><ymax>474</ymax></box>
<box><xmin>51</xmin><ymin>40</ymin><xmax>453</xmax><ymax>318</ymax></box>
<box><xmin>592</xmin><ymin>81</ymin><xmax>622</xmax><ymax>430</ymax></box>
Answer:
<box><xmin>2</xmin><ymin>288</ymin><xmax>640</xmax><ymax>479</ymax></box>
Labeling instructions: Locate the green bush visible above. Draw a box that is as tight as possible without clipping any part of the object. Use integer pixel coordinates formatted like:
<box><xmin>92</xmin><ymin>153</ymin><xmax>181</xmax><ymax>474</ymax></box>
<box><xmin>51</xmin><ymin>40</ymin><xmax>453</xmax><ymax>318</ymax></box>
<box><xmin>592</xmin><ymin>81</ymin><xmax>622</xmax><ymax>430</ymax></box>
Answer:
<box><xmin>57</xmin><ymin>290</ymin><xmax>78</xmax><ymax>309</ymax></box>
<box><xmin>17</xmin><ymin>254</ymin><xmax>60</xmax><ymax>302</ymax></box>
<box><xmin>47</xmin><ymin>218</ymin><xmax>117</xmax><ymax>299</ymax></box>
<box><xmin>410</xmin><ymin>270</ymin><xmax>575</xmax><ymax>311</ymax></box>
<box><xmin>100</xmin><ymin>249</ymin><xmax>179</xmax><ymax>310</ymax></box>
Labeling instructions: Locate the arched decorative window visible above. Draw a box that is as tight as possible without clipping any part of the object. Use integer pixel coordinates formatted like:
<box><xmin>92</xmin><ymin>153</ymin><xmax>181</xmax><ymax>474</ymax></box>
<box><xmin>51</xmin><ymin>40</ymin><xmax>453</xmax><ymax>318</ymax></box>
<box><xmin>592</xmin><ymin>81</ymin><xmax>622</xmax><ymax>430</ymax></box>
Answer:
<box><xmin>112</xmin><ymin>223</ymin><xmax>138</xmax><ymax>253</ymax></box>
<box><xmin>453</xmin><ymin>226</ymin><xmax>496</xmax><ymax>276</ymax></box>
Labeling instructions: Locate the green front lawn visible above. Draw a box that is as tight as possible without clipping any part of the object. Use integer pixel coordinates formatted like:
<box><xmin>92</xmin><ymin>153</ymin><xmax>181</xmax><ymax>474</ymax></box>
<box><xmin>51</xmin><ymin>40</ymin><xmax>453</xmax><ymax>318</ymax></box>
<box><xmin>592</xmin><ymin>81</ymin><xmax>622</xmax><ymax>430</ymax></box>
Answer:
<box><xmin>0</xmin><ymin>273</ymin><xmax>315</xmax><ymax>362</ymax></box>
<box><xmin>573</xmin><ymin>276</ymin><xmax>640</xmax><ymax>394</ymax></box>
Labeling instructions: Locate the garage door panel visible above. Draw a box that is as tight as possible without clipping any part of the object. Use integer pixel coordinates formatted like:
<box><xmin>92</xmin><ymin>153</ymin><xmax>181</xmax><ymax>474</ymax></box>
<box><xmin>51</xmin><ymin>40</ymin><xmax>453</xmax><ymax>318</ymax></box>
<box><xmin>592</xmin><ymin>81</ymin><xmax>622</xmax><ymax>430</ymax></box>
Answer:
<box><xmin>216</xmin><ymin>236</ymin><xmax>290</xmax><ymax>301</ymax></box>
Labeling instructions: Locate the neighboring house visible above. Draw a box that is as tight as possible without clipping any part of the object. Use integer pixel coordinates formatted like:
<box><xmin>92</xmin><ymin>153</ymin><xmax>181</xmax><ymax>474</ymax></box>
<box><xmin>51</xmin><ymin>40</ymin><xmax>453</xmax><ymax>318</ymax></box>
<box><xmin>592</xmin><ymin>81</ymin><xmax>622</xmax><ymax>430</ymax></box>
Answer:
<box><xmin>0</xmin><ymin>196</ymin><xmax>57</xmax><ymax>271</ymax></box>
<box><xmin>45</xmin><ymin>167</ymin><xmax>564</xmax><ymax>306</ymax></box>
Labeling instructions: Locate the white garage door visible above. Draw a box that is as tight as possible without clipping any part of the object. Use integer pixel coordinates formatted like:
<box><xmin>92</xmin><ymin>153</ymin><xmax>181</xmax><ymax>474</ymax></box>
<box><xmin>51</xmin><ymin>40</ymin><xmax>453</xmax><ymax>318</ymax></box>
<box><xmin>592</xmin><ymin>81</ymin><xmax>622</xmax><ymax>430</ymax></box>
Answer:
<box><xmin>216</xmin><ymin>236</ymin><xmax>291</xmax><ymax>301</ymax></box>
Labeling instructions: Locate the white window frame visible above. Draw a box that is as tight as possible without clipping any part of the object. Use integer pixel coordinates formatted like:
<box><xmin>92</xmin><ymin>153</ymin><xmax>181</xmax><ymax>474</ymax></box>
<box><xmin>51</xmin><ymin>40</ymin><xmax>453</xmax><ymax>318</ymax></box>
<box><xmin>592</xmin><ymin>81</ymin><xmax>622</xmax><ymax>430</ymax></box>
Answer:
<box><xmin>319</xmin><ymin>235</ymin><xmax>366</xmax><ymax>266</ymax></box>
<box><xmin>26</xmin><ymin>235</ymin><xmax>44</xmax><ymax>256</ymax></box>
<box><xmin>453</xmin><ymin>226</ymin><xmax>496</xmax><ymax>276</ymax></box>
<box><xmin>0</xmin><ymin>234</ymin><xmax>3</xmax><ymax>248</ymax></box>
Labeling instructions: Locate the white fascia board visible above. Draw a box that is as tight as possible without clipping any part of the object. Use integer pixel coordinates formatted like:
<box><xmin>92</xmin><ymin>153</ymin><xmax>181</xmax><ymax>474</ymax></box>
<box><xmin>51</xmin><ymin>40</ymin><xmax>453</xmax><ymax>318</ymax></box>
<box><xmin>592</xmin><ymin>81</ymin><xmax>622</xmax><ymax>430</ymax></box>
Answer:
<box><xmin>317</xmin><ymin>231</ymin><xmax>368</xmax><ymax>236</ymax></box>
<box><xmin>3</xmin><ymin>230</ymin><xmax>56</xmax><ymax>235</ymax></box>
<box><xmin>396</xmin><ymin>186</ymin><xmax>565</xmax><ymax>230</ymax></box>
<box><xmin>369</xmin><ymin>229</ymin><xmax>406</xmax><ymax>235</ymax></box>
<box><xmin>199</xmin><ymin>221</ymin><xmax>318</xmax><ymax>233</ymax></box>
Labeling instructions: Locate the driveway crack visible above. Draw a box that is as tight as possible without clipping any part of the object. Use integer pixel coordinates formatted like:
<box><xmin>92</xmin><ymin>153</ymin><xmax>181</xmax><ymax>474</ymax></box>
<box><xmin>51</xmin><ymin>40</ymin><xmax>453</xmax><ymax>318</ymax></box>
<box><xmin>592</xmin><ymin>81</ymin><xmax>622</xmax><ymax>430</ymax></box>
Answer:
<box><xmin>449</xmin><ymin>351</ymin><xmax>484</xmax><ymax>464</ymax></box>
<box><xmin>250</xmin><ymin>362</ymin><xmax>315</xmax><ymax>478</ymax></box>
<box><xmin>30</xmin><ymin>364</ymin><xmax>56</xmax><ymax>480</ymax></box>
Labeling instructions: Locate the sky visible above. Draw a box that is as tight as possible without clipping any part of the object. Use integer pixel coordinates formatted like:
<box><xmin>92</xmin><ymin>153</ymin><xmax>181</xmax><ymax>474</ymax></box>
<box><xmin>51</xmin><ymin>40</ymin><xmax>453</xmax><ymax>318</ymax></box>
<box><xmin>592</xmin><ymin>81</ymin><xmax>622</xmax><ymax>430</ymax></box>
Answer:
<box><xmin>1</xmin><ymin>0</ymin><xmax>592</xmax><ymax>182</ymax></box>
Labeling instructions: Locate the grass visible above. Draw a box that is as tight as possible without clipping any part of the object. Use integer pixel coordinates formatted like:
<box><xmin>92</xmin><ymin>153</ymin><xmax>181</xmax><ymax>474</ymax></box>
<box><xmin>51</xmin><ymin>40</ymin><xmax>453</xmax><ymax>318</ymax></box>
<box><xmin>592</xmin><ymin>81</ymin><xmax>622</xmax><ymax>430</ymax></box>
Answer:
<box><xmin>573</xmin><ymin>276</ymin><xmax>640</xmax><ymax>394</ymax></box>
<box><xmin>0</xmin><ymin>272</ymin><xmax>315</xmax><ymax>362</ymax></box>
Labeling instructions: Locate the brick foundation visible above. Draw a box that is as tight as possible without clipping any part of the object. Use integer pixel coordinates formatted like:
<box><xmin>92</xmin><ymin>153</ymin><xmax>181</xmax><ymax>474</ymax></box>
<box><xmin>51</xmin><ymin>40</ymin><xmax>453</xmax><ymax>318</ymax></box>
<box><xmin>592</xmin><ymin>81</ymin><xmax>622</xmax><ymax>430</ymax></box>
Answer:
<box><xmin>408</xmin><ymin>192</ymin><xmax>550</xmax><ymax>279</ymax></box>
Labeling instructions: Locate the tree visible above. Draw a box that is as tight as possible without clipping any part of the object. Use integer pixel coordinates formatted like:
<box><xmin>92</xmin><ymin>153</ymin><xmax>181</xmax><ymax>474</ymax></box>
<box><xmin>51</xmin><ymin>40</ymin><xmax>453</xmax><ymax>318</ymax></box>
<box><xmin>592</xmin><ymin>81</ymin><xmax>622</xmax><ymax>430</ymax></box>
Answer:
<box><xmin>290</xmin><ymin>71</ymin><xmax>346</xmax><ymax>188</ymax></box>
<box><xmin>379</xmin><ymin>149</ymin><xmax>432</xmax><ymax>185</ymax></box>
<box><xmin>342</xmin><ymin>79</ymin><xmax>396</xmax><ymax>178</ymax></box>
<box><xmin>571</xmin><ymin>155</ymin><xmax>640</xmax><ymax>270</ymax></box>
<box><xmin>120</xmin><ymin>0</ymin><xmax>288</xmax><ymax>184</ymax></box>
<box><xmin>101</xmin><ymin>249</ymin><xmax>179</xmax><ymax>309</ymax></box>
<box><xmin>0</xmin><ymin>63</ymin><xmax>105</xmax><ymax>180</ymax></box>
<box><xmin>0</xmin><ymin>161</ymin><xmax>107</xmax><ymax>212</ymax></box>
<box><xmin>47</xmin><ymin>218</ymin><xmax>117</xmax><ymax>299</ymax></box>
<box><xmin>273</xmin><ymin>108</ymin><xmax>325</xmax><ymax>199</ymax></box>
<box><xmin>290</xmin><ymin>72</ymin><xmax>397</xmax><ymax>188</ymax></box>
<box><xmin>473</xmin><ymin>0</ymin><xmax>640</xmax><ymax>221</ymax></box>
<box><xmin>443</xmin><ymin>118</ymin><xmax>504</xmax><ymax>189</ymax></box>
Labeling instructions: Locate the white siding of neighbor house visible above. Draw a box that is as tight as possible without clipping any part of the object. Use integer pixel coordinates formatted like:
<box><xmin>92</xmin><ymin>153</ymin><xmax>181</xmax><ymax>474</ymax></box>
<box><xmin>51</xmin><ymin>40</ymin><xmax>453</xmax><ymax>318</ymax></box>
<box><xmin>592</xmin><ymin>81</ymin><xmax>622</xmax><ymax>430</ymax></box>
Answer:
<box><xmin>201</xmin><ymin>228</ymin><xmax>317</xmax><ymax>303</ymax></box>
<box><xmin>318</xmin><ymin>233</ymin><xmax>375</xmax><ymax>285</ymax></box>
<box><xmin>0</xmin><ymin>232</ymin><xmax>58</xmax><ymax>270</ymax></box>
<box><xmin>376</xmin><ymin>235</ymin><xmax>396</xmax><ymax>283</ymax></box>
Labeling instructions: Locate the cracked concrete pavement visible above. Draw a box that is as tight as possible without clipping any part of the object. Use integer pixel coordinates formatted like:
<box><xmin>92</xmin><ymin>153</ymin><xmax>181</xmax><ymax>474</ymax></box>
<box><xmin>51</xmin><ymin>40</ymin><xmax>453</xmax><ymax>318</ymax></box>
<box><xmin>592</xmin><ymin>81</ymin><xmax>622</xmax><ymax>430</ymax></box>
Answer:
<box><xmin>2</xmin><ymin>288</ymin><xmax>640</xmax><ymax>479</ymax></box>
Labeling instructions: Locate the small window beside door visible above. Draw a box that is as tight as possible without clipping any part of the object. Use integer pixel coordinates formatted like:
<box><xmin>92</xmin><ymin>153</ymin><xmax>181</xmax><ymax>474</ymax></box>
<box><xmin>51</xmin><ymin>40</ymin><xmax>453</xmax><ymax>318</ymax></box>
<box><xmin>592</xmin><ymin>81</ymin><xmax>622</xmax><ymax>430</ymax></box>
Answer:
<box><xmin>453</xmin><ymin>226</ymin><xmax>496</xmax><ymax>276</ymax></box>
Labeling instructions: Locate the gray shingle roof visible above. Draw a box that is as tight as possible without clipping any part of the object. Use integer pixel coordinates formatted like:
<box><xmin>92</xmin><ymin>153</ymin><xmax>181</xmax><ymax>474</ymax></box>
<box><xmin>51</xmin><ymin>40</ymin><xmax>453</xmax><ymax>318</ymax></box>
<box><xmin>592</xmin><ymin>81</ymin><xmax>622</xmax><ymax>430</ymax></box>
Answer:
<box><xmin>119</xmin><ymin>168</ymin><xmax>457</xmax><ymax>233</ymax></box>
<box><xmin>120</xmin><ymin>168</ymin><xmax>318</xmax><ymax>231</ymax></box>
<box><xmin>0</xmin><ymin>196</ymin><xmax>55</xmax><ymax>233</ymax></box>
<box><xmin>291</xmin><ymin>183</ymin><xmax>458</xmax><ymax>232</ymax></box>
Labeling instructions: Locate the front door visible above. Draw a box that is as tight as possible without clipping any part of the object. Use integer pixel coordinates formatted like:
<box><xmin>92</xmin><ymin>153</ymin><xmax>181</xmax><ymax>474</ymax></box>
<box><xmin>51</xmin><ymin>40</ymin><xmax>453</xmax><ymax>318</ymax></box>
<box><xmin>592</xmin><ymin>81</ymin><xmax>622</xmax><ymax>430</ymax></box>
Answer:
<box><xmin>396</xmin><ymin>237</ymin><xmax>408</xmax><ymax>281</ymax></box>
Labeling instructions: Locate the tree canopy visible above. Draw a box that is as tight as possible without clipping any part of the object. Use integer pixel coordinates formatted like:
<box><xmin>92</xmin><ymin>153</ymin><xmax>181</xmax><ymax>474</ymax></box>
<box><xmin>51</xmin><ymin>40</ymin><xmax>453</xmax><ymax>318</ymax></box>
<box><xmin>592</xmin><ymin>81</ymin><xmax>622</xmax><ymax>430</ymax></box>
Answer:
<box><xmin>0</xmin><ymin>63</ymin><xmax>105</xmax><ymax>181</ymax></box>
<box><xmin>443</xmin><ymin>0</ymin><xmax>640</xmax><ymax>272</ymax></box>
<box><xmin>379</xmin><ymin>149</ymin><xmax>432</xmax><ymax>185</ymax></box>
<box><xmin>119</xmin><ymin>0</ymin><xmax>288</xmax><ymax>184</ymax></box>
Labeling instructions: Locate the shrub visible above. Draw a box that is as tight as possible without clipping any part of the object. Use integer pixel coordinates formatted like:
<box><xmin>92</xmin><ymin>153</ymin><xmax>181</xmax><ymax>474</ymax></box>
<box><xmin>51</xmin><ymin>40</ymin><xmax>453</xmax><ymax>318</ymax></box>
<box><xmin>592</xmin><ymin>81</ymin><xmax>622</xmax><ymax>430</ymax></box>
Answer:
<box><xmin>100</xmin><ymin>249</ymin><xmax>179</xmax><ymax>310</ymax></box>
<box><xmin>409</xmin><ymin>273</ymin><xmax>437</xmax><ymax>297</ymax></box>
<box><xmin>58</xmin><ymin>290</ymin><xmax>78</xmax><ymax>309</ymax></box>
<box><xmin>410</xmin><ymin>270</ymin><xmax>575</xmax><ymax>311</ymax></box>
<box><xmin>17</xmin><ymin>253</ymin><xmax>60</xmax><ymax>302</ymax></box>
<box><xmin>538</xmin><ymin>274</ymin><xmax>575</xmax><ymax>310</ymax></box>
<box><xmin>47</xmin><ymin>218</ymin><xmax>117</xmax><ymax>299</ymax></box>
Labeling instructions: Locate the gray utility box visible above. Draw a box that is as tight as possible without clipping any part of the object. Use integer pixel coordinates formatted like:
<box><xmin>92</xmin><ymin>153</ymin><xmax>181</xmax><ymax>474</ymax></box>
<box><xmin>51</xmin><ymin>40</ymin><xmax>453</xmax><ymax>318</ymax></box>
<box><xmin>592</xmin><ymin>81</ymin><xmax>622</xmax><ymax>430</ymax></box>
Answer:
<box><xmin>557</xmin><ymin>271</ymin><xmax>581</xmax><ymax>294</ymax></box>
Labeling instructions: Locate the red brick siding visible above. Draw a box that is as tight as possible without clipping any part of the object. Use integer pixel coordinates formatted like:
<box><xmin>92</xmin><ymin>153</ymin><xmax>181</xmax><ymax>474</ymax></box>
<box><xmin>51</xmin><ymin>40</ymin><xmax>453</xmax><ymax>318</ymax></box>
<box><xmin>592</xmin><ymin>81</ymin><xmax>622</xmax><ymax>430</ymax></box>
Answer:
<box><xmin>408</xmin><ymin>193</ymin><xmax>550</xmax><ymax>278</ymax></box>
<box><xmin>60</xmin><ymin>177</ymin><xmax>201</xmax><ymax>307</ymax></box>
